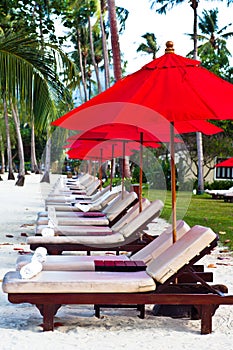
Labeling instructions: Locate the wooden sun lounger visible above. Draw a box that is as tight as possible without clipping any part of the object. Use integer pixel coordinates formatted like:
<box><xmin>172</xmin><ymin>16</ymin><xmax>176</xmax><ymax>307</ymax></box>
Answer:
<box><xmin>223</xmin><ymin>193</ymin><xmax>233</xmax><ymax>203</ymax></box>
<box><xmin>27</xmin><ymin>200</ymin><xmax>164</xmax><ymax>255</ymax></box>
<box><xmin>205</xmin><ymin>187</ymin><xmax>233</xmax><ymax>200</ymax></box>
<box><xmin>37</xmin><ymin>188</ymin><xmax>135</xmax><ymax>228</ymax></box>
<box><xmin>16</xmin><ymin>220</ymin><xmax>190</xmax><ymax>271</ymax></box>
<box><xmin>3</xmin><ymin>225</ymin><xmax>233</xmax><ymax>334</ymax></box>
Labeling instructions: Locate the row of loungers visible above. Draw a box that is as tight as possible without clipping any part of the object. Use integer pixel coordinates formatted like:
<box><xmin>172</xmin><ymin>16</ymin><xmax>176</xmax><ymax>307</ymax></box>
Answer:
<box><xmin>2</xmin><ymin>175</ymin><xmax>233</xmax><ymax>334</ymax></box>
<box><xmin>205</xmin><ymin>187</ymin><xmax>233</xmax><ymax>201</ymax></box>
<box><xmin>3</xmin><ymin>223</ymin><xmax>233</xmax><ymax>334</ymax></box>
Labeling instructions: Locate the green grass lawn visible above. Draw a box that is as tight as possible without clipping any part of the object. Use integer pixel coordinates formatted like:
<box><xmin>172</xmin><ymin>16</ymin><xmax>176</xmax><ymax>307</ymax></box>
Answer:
<box><xmin>144</xmin><ymin>189</ymin><xmax>233</xmax><ymax>250</ymax></box>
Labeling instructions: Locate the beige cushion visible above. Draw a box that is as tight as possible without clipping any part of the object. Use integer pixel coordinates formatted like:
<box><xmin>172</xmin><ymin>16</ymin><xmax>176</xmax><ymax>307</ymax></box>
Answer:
<box><xmin>75</xmin><ymin>187</ymin><xmax>120</xmax><ymax>212</ymax></box>
<box><xmin>132</xmin><ymin>220</ymin><xmax>190</xmax><ymax>264</ymax></box>
<box><xmin>37</xmin><ymin>190</ymin><xmax>131</xmax><ymax>227</ymax></box>
<box><xmin>104</xmin><ymin>191</ymin><xmax>138</xmax><ymax>222</ymax></box>
<box><xmin>3</xmin><ymin>270</ymin><xmax>155</xmax><ymax>293</ymax></box>
<box><xmin>146</xmin><ymin>225</ymin><xmax>217</xmax><ymax>284</ymax></box>
<box><xmin>27</xmin><ymin>232</ymin><xmax>125</xmax><ymax>245</ymax></box>
<box><xmin>36</xmin><ymin>216</ymin><xmax>110</xmax><ymax>233</ymax></box>
<box><xmin>120</xmin><ymin>200</ymin><xmax>164</xmax><ymax>239</ymax></box>
<box><xmin>112</xmin><ymin>198</ymin><xmax>151</xmax><ymax>232</ymax></box>
<box><xmin>16</xmin><ymin>254</ymin><xmax>129</xmax><ymax>271</ymax></box>
<box><xmin>36</xmin><ymin>224</ymin><xmax>113</xmax><ymax>236</ymax></box>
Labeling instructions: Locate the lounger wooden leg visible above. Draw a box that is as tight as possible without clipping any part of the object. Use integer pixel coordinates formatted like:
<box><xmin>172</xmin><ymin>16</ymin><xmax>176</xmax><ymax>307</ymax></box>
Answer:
<box><xmin>43</xmin><ymin>305</ymin><xmax>55</xmax><ymax>331</ymax></box>
<box><xmin>94</xmin><ymin>305</ymin><xmax>100</xmax><ymax>318</ymax></box>
<box><xmin>137</xmin><ymin>305</ymin><xmax>145</xmax><ymax>319</ymax></box>
<box><xmin>201</xmin><ymin>305</ymin><xmax>212</xmax><ymax>334</ymax></box>
<box><xmin>36</xmin><ymin>304</ymin><xmax>61</xmax><ymax>331</ymax></box>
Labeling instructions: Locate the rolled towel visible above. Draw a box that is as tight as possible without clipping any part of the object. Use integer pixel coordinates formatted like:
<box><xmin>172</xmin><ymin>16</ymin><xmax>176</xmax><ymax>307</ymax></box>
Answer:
<box><xmin>20</xmin><ymin>260</ymin><xmax>43</xmax><ymax>279</ymax></box>
<box><xmin>74</xmin><ymin>203</ymin><xmax>91</xmax><ymax>212</ymax></box>
<box><xmin>48</xmin><ymin>219</ymin><xmax>55</xmax><ymax>228</ymax></box>
<box><xmin>32</xmin><ymin>247</ymin><xmax>47</xmax><ymax>263</ymax></box>
<box><xmin>41</xmin><ymin>227</ymin><xmax>55</xmax><ymax>237</ymax></box>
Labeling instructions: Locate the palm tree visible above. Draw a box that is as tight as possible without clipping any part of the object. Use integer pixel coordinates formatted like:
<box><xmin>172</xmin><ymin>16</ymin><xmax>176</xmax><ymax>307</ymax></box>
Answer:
<box><xmin>137</xmin><ymin>32</ymin><xmax>160</xmax><ymax>59</ymax></box>
<box><xmin>190</xmin><ymin>9</ymin><xmax>233</xmax><ymax>76</ymax></box>
<box><xmin>0</xmin><ymin>31</ymin><xmax>74</xmax><ymax>185</ymax></box>
<box><xmin>107</xmin><ymin>0</ymin><xmax>131</xmax><ymax>178</ymax></box>
<box><xmin>149</xmin><ymin>0</ymin><xmax>233</xmax><ymax>194</ymax></box>
<box><xmin>107</xmin><ymin>0</ymin><xmax>122</xmax><ymax>82</ymax></box>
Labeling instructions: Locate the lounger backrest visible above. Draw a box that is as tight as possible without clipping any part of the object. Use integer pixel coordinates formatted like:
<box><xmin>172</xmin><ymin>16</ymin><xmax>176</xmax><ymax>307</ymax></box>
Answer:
<box><xmin>89</xmin><ymin>185</ymin><xmax>111</xmax><ymax>201</ymax></box>
<box><xmin>131</xmin><ymin>220</ymin><xmax>190</xmax><ymax>264</ymax></box>
<box><xmin>118</xmin><ymin>200</ymin><xmax>164</xmax><ymax>239</ymax></box>
<box><xmin>103</xmin><ymin>191</ymin><xmax>138</xmax><ymax>222</ymax></box>
<box><xmin>111</xmin><ymin>198</ymin><xmax>151</xmax><ymax>232</ymax></box>
<box><xmin>91</xmin><ymin>185</ymin><xmax>122</xmax><ymax>209</ymax></box>
<box><xmin>146</xmin><ymin>225</ymin><xmax>217</xmax><ymax>284</ymax></box>
<box><xmin>86</xmin><ymin>179</ymin><xmax>101</xmax><ymax>196</ymax></box>
<box><xmin>78</xmin><ymin>173</ymin><xmax>93</xmax><ymax>186</ymax></box>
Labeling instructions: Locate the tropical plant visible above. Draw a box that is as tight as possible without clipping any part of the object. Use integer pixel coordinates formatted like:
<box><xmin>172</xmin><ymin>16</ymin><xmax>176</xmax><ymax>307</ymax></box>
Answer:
<box><xmin>187</xmin><ymin>8</ymin><xmax>233</xmax><ymax>78</ymax></box>
<box><xmin>0</xmin><ymin>30</ymin><xmax>74</xmax><ymax>185</ymax></box>
<box><xmin>149</xmin><ymin>0</ymin><xmax>233</xmax><ymax>194</ymax></box>
<box><xmin>137</xmin><ymin>32</ymin><xmax>160</xmax><ymax>59</ymax></box>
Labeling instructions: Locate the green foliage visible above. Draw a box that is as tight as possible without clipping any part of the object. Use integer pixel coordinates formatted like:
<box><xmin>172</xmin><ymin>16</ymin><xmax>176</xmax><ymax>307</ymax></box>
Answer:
<box><xmin>147</xmin><ymin>189</ymin><xmax>233</xmax><ymax>250</ymax></box>
<box><xmin>187</xmin><ymin>8</ymin><xmax>233</xmax><ymax>79</ymax></box>
<box><xmin>204</xmin><ymin>180</ymin><xmax>233</xmax><ymax>190</ymax></box>
<box><xmin>136</xmin><ymin>32</ymin><xmax>160</xmax><ymax>59</ymax></box>
<box><xmin>131</xmin><ymin>164</ymin><xmax>147</xmax><ymax>184</ymax></box>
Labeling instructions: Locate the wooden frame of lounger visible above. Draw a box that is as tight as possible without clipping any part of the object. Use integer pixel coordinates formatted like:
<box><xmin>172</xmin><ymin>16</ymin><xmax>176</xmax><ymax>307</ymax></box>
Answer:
<box><xmin>7</xmin><ymin>236</ymin><xmax>233</xmax><ymax>334</ymax></box>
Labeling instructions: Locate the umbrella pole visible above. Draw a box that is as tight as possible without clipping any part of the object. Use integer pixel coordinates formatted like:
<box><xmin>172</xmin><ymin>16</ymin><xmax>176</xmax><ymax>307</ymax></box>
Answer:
<box><xmin>94</xmin><ymin>159</ymin><xmax>97</xmax><ymax>178</ymax></box>
<box><xmin>139</xmin><ymin>132</ymin><xmax>143</xmax><ymax>212</ymax></box>
<box><xmin>122</xmin><ymin>141</ymin><xmax>126</xmax><ymax>199</ymax></box>
<box><xmin>110</xmin><ymin>144</ymin><xmax>115</xmax><ymax>191</ymax></box>
<box><xmin>99</xmin><ymin>149</ymin><xmax>103</xmax><ymax>191</ymax></box>
<box><xmin>170</xmin><ymin>122</ymin><xmax>177</xmax><ymax>243</ymax></box>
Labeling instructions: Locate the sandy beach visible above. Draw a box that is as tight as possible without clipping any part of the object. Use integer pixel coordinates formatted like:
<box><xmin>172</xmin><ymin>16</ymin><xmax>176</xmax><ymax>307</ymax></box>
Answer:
<box><xmin>1</xmin><ymin>173</ymin><xmax>233</xmax><ymax>350</ymax></box>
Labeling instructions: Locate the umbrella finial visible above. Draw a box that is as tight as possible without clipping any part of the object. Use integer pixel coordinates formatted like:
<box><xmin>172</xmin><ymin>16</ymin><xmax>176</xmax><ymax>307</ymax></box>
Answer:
<box><xmin>165</xmin><ymin>41</ymin><xmax>174</xmax><ymax>54</ymax></box>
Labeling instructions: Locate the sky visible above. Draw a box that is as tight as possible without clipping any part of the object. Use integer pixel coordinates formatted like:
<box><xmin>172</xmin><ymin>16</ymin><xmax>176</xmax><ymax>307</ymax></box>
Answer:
<box><xmin>115</xmin><ymin>0</ymin><xmax>233</xmax><ymax>73</ymax></box>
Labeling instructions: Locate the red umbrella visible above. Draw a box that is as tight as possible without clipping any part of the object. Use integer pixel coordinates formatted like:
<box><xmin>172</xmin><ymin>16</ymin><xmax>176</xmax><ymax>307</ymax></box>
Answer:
<box><xmin>53</xmin><ymin>44</ymin><xmax>233</xmax><ymax>128</ymax></box>
<box><xmin>215</xmin><ymin>158</ymin><xmax>233</xmax><ymax>167</ymax></box>
<box><xmin>53</xmin><ymin>41</ymin><xmax>230</xmax><ymax>241</ymax></box>
<box><xmin>65</xmin><ymin>124</ymin><xmax>164</xmax><ymax>210</ymax></box>
<box><xmin>67</xmin><ymin>138</ymin><xmax>142</xmax><ymax>195</ymax></box>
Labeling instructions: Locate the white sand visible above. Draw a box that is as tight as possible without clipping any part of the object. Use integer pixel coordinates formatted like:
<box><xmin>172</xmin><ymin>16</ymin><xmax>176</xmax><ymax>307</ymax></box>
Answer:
<box><xmin>1</xmin><ymin>173</ymin><xmax>233</xmax><ymax>350</ymax></box>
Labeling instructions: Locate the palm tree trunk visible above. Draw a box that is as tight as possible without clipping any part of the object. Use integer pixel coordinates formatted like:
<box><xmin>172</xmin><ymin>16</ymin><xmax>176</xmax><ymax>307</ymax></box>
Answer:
<box><xmin>107</xmin><ymin>0</ymin><xmax>131</xmax><ymax>178</ymax></box>
<box><xmin>191</xmin><ymin>0</ymin><xmax>204</xmax><ymax>194</ymax></box>
<box><xmin>77</xmin><ymin>29</ymin><xmax>88</xmax><ymax>102</ymax></box>
<box><xmin>3</xmin><ymin>96</ymin><xmax>15</xmax><ymax>180</ymax></box>
<box><xmin>10</xmin><ymin>100</ymin><xmax>25</xmax><ymax>186</ymax></box>
<box><xmin>88</xmin><ymin>15</ymin><xmax>102</xmax><ymax>93</ymax></box>
<box><xmin>30</xmin><ymin>121</ymin><xmax>40</xmax><ymax>174</ymax></box>
<box><xmin>107</xmin><ymin>0</ymin><xmax>122</xmax><ymax>81</ymax></box>
<box><xmin>0</xmin><ymin>133</ymin><xmax>5</xmax><ymax>175</ymax></box>
<box><xmin>40</xmin><ymin>134</ymin><xmax>51</xmax><ymax>183</ymax></box>
<box><xmin>100</xmin><ymin>0</ymin><xmax>110</xmax><ymax>89</ymax></box>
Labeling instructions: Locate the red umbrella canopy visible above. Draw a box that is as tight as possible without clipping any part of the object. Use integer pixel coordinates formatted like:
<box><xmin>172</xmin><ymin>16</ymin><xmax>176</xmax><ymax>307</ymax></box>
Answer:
<box><xmin>215</xmin><ymin>157</ymin><xmax>233</xmax><ymax>167</ymax></box>
<box><xmin>65</xmin><ymin>123</ymin><xmax>171</xmax><ymax>148</ymax></box>
<box><xmin>53</xmin><ymin>41</ymin><xmax>233</xmax><ymax>131</ymax></box>
<box><xmin>66</xmin><ymin>139</ymin><xmax>141</xmax><ymax>160</ymax></box>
